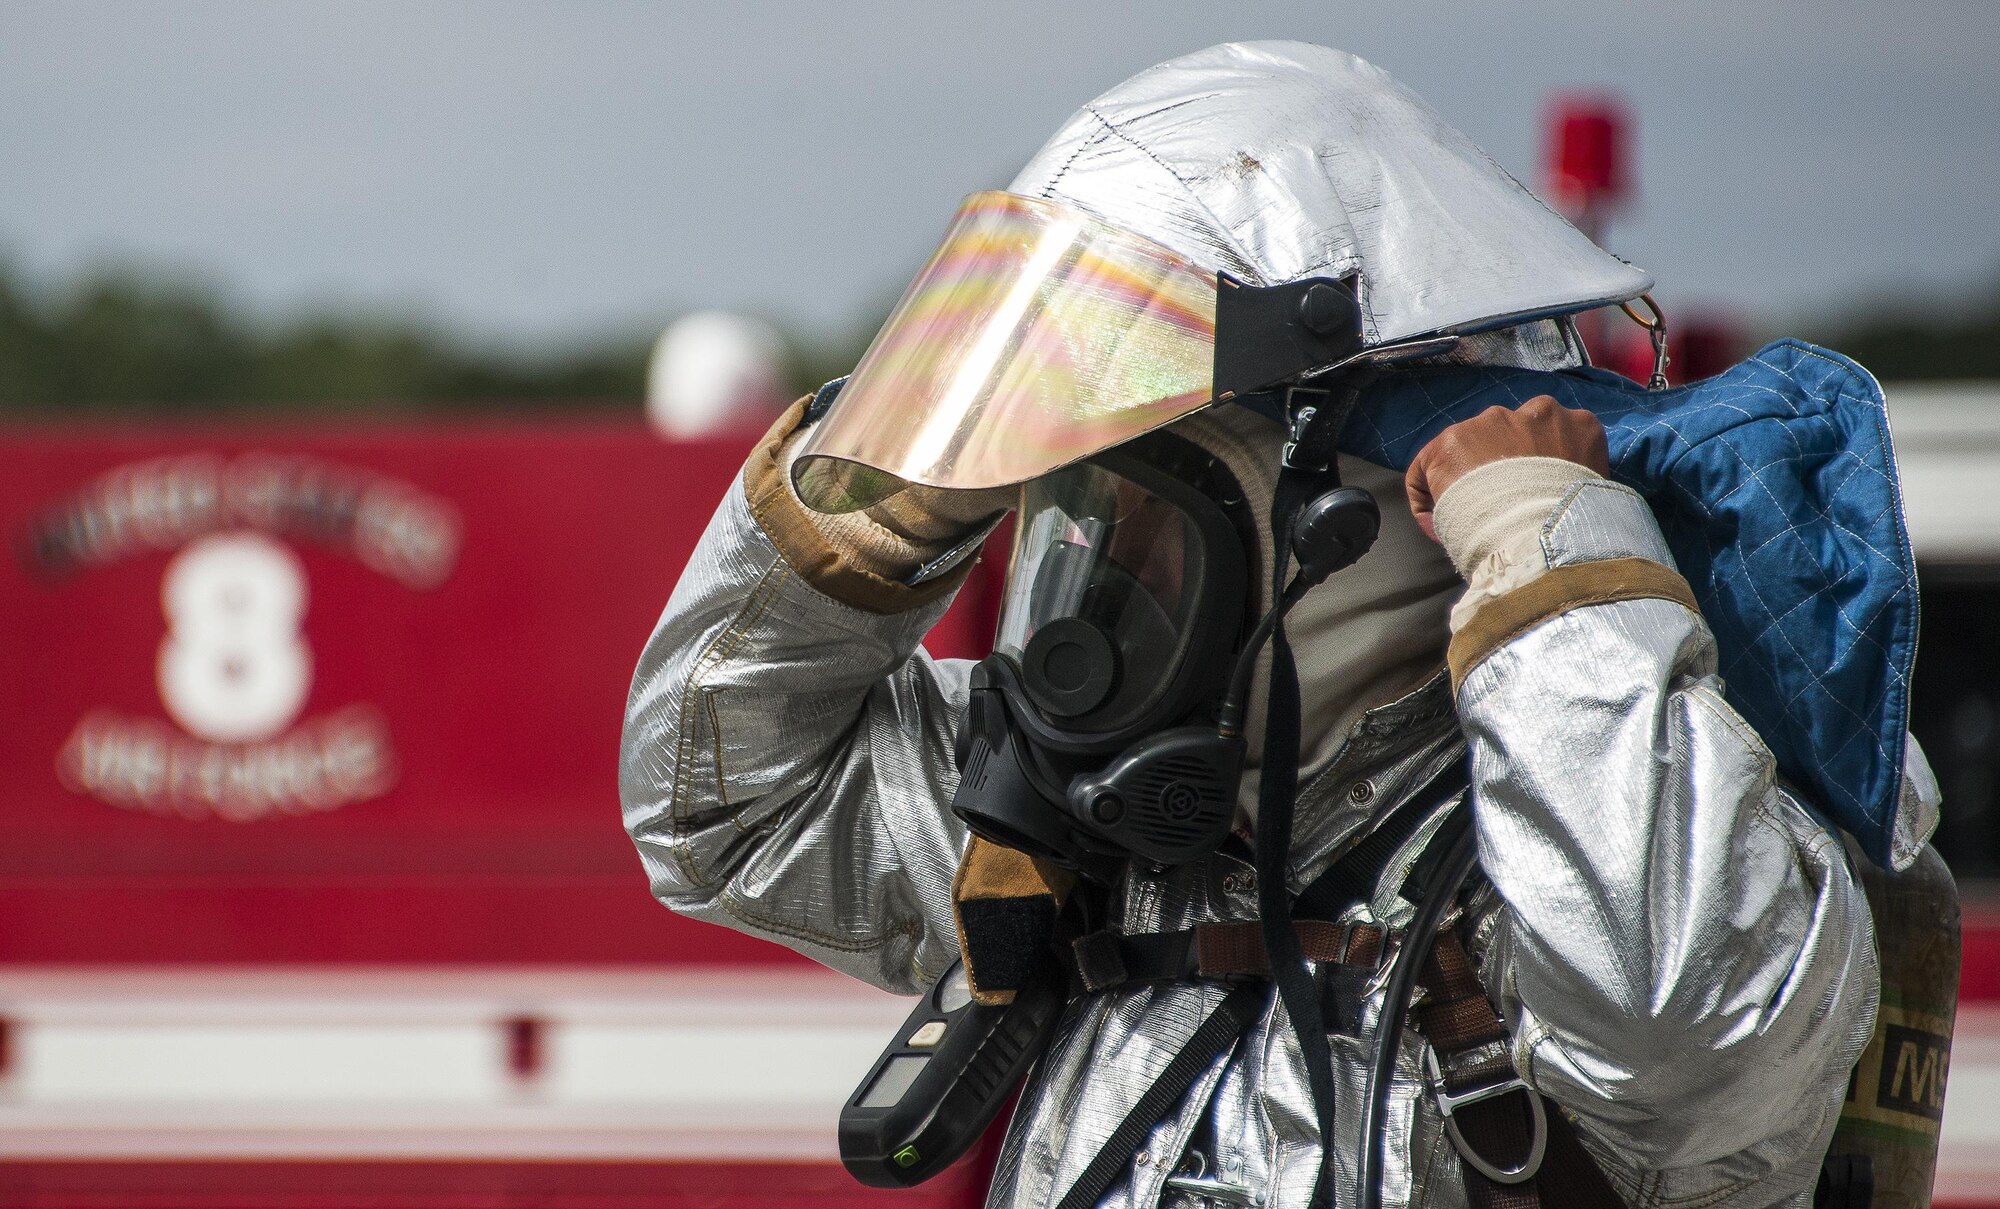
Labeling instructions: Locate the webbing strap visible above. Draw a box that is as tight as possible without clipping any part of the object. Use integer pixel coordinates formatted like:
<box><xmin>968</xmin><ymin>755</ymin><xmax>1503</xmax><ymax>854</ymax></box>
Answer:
<box><xmin>1250</xmin><ymin>385</ymin><xmax>1364</xmax><ymax>1209</ymax></box>
<box><xmin>1416</xmin><ymin>931</ymin><xmax>1622</xmax><ymax>1209</ymax></box>
<box><xmin>1050</xmin><ymin>982</ymin><xmax>1267</xmax><ymax>1209</ymax></box>
<box><xmin>1532</xmin><ymin>1110</ymin><xmax>1627</xmax><ymax>1209</ymax></box>
<box><xmin>1070</xmin><ymin>929</ymin><xmax>1194</xmax><ymax>992</ymax></box>
<box><xmin>1419</xmin><ymin>931</ymin><xmax>1507</xmax><ymax>1049</ymax></box>
<box><xmin>1295</xmin><ymin>755</ymin><xmax>1470</xmax><ymax>920</ymax></box>
<box><xmin>1198</xmin><ymin>920</ymin><xmax>1385</xmax><ymax>977</ymax></box>
<box><xmin>1069</xmin><ymin>921</ymin><xmax>1390</xmax><ymax>992</ymax></box>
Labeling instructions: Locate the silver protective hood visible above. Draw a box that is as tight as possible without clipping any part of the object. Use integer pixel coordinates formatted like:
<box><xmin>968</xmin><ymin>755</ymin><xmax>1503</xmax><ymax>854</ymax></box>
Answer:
<box><xmin>1008</xmin><ymin>41</ymin><xmax>1653</xmax><ymax>349</ymax></box>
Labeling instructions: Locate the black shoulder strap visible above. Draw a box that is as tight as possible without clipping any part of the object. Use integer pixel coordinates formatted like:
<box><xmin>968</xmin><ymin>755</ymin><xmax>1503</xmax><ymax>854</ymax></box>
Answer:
<box><xmin>1050</xmin><ymin>982</ymin><xmax>1267</xmax><ymax>1209</ymax></box>
<box><xmin>1253</xmin><ymin>384</ymin><xmax>1357</xmax><ymax>1209</ymax></box>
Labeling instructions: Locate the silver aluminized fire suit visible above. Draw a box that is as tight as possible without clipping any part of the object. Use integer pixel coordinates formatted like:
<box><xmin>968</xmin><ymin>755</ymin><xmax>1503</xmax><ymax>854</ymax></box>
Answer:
<box><xmin>620</xmin><ymin>40</ymin><xmax>1889</xmax><ymax>1209</ymax></box>
<box><xmin>620</xmin><ymin>443</ymin><xmax>1879</xmax><ymax>1209</ymax></box>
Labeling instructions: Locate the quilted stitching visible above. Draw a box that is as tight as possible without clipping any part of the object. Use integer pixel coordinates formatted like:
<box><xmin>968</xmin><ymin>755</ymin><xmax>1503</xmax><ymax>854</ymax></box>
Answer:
<box><xmin>1339</xmin><ymin>339</ymin><xmax>1915</xmax><ymax>866</ymax></box>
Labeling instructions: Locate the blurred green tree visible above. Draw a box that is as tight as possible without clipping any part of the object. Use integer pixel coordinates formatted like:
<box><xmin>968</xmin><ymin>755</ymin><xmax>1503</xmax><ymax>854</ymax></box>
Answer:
<box><xmin>1</xmin><ymin>260</ymin><xmax>1990</xmax><ymax>420</ymax></box>
<box><xmin>0</xmin><ymin>263</ymin><xmax>664</xmax><ymax>419</ymax></box>
<box><xmin>1810</xmin><ymin>278</ymin><xmax>2000</xmax><ymax>382</ymax></box>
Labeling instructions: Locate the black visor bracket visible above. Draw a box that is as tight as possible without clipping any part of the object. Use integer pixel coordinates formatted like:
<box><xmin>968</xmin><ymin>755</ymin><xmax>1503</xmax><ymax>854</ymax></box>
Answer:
<box><xmin>1211</xmin><ymin>272</ymin><xmax>1365</xmax><ymax>403</ymax></box>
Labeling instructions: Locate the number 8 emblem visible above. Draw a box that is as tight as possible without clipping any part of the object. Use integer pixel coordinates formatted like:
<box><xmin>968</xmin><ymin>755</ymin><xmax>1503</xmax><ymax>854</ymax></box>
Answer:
<box><xmin>157</xmin><ymin>532</ymin><xmax>313</xmax><ymax>743</ymax></box>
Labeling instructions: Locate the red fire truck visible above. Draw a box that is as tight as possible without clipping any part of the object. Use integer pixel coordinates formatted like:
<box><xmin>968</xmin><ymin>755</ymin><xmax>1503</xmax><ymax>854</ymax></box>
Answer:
<box><xmin>0</xmin><ymin>422</ymin><xmax>1006</xmax><ymax>1208</ymax></box>
<box><xmin>0</xmin><ymin>402</ymin><xmax>1992</xmax><ymax>1208</ymax></box>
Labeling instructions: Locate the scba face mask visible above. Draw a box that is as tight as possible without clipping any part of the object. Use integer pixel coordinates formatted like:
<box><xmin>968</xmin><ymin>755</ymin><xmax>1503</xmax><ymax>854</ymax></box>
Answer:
<box><xmin>952</xmin><ymin>425</ymin><xmax>1385</xmax><ymax>876</ymax></box>
<box><xmin>952</xmin><ymin>429</ymin><xmax>1252</xmax><ymax>874</ymax></box>
<box><xmin>996</xmin><ymin>434</ymin><xmax>1249</xmax><ymax>744</ymax></box>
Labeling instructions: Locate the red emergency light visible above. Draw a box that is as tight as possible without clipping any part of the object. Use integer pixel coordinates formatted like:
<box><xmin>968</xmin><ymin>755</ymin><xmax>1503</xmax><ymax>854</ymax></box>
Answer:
<box><xmin>1543</xmin><ymin>94</ymin><xmax>1632</xmax><ymax>221</ymax></box>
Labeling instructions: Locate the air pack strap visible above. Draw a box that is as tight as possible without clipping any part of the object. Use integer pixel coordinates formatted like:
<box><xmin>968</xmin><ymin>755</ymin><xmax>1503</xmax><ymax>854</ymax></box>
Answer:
<box><xmin>1296</xmin><ymin>752</ymin><xmax>1470</xmax><ymax>920</ymax></box>
<box><xmin>1048</xmin><ymin>762</ymin><xmax>1470</xmax><ymax>1209</ymax></box>
<box><xmin>1069</xmin><ymin>920</ymin><xmax>1389</xmax><ymax>992</ymax></box>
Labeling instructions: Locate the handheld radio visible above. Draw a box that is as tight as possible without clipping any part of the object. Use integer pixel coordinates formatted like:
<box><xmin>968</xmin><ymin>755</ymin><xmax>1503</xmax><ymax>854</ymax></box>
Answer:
<box><xmin>838</xmin><ymin>958</ymin><xmax>1065</xmax><ymax>1187</ymax></box>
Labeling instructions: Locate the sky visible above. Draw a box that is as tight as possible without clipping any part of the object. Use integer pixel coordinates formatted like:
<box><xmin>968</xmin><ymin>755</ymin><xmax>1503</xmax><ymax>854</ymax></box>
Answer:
<box><xmin>2</xmin><ymin>1</ymin><xmax>1996</xmax><ymax>352</ymax></box>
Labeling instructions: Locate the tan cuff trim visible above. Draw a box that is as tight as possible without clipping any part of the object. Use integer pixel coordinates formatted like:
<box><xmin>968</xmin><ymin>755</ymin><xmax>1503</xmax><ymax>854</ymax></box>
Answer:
<box><xmin>741</xmin><ymin>398</ymin><xmax>978</xmax><ymax>616</ymax></box>
<box><xmin>954</xmin><ymin>836</ymin><xmax>1072</xmax><ymax>903</ymax></box>
<box><xmin>1447</xmin><ymin>556</ymin><xmax>1699</xmax><ymax>690</ymax></box>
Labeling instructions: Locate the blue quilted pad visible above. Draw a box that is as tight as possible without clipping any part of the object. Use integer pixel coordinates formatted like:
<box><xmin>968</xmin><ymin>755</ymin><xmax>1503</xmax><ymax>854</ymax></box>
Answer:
<box><xmin>1343</xmin><ymin>339</ymin><xmax>1916</xmax><ymax>867</ymax></box>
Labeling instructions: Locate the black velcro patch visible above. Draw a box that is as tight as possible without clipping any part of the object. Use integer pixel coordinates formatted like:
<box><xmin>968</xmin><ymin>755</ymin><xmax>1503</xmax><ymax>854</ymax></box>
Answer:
<box><xmin>957</xmin><ymin>894</ymin><xmax>1056</xmax><ymax>994</ymax></box>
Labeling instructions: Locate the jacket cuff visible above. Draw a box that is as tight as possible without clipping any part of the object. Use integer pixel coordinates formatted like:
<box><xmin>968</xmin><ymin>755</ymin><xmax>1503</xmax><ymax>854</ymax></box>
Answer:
<box><xmin>741</xmin><ymin>398</ymin><xmax>979</xmax><ymax>615</ymax></box>
<box><xmin>1443</xmin><ymin>473</ymin><xmax>1697</xmax><ymax>689</ymax></box>
<box><xmin>1432</xmin><ymin>456</ymin><xmax>1603</xmax><ymax>578</ymax></box>
<box><xmin>1433</xmin><ymin>457</ymin><xmax>1601</xmax><ymax>633</ymax></box>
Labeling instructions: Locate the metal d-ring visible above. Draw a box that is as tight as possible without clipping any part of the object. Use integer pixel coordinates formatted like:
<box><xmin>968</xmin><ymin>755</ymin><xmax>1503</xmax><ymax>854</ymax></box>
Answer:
<box><xmin>1425</xmin><ymin>1046</ymin><xmax>1548</xmax><ymax>1185</ymax></box>
<box><xmin>1618</xmin><ymin>292</ymin><xmax>1665</xmax><ymax>333</ymax></box>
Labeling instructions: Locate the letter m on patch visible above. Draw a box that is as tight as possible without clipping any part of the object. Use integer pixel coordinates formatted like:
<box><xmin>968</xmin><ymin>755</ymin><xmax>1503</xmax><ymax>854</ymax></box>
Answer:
<box><xmin>1878</xmin><ymin>1023</ymin><xmax>1950</xmax><ymax>1119</ymax></box>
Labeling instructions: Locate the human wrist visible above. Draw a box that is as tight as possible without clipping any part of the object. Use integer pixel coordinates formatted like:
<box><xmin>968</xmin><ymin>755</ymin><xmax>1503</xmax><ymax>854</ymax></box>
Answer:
<box><xmin>1433</xmin><ymin>456</ymin><xmax>1602</xmax><ymax>632</ymax></box>
<box><xmin>1432</xmin><ymin>456</ymin><xmax>1603</xmax><ymax>577</ymax></box>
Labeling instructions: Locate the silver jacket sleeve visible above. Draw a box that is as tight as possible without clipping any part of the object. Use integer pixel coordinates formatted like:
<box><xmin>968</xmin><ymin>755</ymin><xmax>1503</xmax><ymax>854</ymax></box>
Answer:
<box><xmin>1459</xmin><ymin>478</ymin><xmax>1879</xmax><ymax>1205</ymax></box>
<box><xmin>619</xmin><ymin>478</ymin><xmax>971</xmax><ymax>993</ymax></box>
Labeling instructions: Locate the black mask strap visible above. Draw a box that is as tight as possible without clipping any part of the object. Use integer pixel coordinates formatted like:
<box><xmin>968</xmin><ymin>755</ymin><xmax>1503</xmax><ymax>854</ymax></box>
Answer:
<box><xmin>1255</xmin><ymin>381</ymin><xmax>1359</xmax><ymax>1209</ymax></box>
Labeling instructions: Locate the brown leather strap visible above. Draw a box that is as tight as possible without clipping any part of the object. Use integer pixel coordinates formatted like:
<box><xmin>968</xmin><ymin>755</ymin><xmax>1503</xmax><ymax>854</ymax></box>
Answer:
<box><xmin>1194</xmin><ymin>920</ymin><xmax>1386</xmax><ymax>977</ymax></box>
<box><xmin>1412</xmin><ymin>932</ymin><xmax>1623</xmax><ymax>1209</ymax></box>
<box><xmin>1069</xmin><ymin>921</ymin><xmax>1389</xmax><ymax>992</ymax></box>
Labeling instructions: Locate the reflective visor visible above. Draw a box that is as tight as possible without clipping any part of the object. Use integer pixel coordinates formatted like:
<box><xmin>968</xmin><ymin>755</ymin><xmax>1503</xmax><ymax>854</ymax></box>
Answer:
<box><xmin>792</xmin><ymin>191</ymin><xmax>1218</xmax><ymax>512</ymax></box>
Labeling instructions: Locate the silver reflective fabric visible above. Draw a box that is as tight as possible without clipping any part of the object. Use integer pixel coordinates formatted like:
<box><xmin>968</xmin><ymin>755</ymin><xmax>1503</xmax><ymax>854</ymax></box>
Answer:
<box><xmin>1008</xmin><ymin>41</ymin><xmax>1653</xmax><ymax>349</ymax></box>
<box><xmin>620</xmin><ymin>478</ymin><xmax>1874</xmax><ymax>1209</ymax></box>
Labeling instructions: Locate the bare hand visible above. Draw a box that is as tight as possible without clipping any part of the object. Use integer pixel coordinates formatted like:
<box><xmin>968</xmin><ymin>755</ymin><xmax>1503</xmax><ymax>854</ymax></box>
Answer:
<box><xmin>1404</xmin><ymin>395</ymin><xmax>1609</xmax><ymax>542</ymax></box>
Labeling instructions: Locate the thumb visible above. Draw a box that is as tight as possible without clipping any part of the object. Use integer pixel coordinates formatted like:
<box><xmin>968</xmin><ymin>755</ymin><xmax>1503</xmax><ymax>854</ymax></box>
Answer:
<box><xmin>1404</xmin><ymin>460</ymin><xmax>1441</xmax><ymax>545</ymax></box>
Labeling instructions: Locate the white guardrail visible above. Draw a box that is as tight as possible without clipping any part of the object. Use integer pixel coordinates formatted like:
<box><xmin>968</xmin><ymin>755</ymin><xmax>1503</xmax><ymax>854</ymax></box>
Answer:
<box><xmin>0</xmin><ymin>966</ymin><xmax>1993</xmax><ymax>1201</ymax></box>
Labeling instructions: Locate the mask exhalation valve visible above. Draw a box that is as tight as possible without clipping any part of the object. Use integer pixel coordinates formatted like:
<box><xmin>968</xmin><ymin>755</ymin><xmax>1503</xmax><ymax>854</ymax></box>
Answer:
<box><xmin>1065</xmin><ymin>728</ymin><xmax>1243</xmax><ymax>868</ymax></box>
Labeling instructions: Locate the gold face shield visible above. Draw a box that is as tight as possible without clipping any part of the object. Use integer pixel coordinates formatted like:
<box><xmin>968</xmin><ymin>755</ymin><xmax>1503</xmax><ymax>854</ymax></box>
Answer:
<box><xmin>791</xmin><ymin>192</ymin><xmax>1222</xmax><ymax>513</ymax></box>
